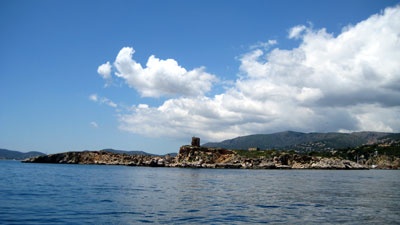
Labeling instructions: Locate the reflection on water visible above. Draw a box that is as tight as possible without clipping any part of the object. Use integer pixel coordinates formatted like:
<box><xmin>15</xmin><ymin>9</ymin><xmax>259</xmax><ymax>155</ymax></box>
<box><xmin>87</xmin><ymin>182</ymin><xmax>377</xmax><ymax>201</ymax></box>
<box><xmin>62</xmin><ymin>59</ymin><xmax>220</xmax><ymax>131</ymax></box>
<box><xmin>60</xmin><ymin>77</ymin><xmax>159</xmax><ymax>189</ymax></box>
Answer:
<box><xmin>0</xmin><ymin>160</ymin><xmax>399</xmax><ymax>224</ymax></box>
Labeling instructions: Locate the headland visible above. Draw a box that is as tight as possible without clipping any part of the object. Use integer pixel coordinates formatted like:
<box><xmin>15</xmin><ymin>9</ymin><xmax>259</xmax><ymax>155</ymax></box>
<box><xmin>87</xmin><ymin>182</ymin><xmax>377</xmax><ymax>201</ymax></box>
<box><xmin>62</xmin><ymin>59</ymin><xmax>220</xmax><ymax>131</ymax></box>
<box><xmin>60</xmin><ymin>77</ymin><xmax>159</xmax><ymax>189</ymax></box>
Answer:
<box><xmin>23</xmin><ymin>137</ymin><xmax>400</xmax><ymax>169</ymax></box>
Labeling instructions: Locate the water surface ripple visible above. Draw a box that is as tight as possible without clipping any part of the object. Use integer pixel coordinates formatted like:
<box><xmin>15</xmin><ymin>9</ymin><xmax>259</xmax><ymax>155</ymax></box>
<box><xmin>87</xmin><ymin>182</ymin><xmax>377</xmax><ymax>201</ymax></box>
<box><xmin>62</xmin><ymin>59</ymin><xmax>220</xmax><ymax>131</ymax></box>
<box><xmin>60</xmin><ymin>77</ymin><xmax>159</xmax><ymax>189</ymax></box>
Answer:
<box><xmin>0</xmin><ymin>160</ymin><xmax>399</xmax><ymax>224</ymax></box>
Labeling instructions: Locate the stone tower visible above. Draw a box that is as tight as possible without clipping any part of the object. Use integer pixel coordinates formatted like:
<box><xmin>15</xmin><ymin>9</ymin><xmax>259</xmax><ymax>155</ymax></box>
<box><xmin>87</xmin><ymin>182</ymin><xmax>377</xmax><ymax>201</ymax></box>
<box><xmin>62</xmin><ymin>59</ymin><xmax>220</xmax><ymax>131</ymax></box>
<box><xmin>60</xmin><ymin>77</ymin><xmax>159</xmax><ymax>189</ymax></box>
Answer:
<box><xmin>191</xmin><ymin>137</ymin><xmax>200</xmax><ymax>147</ymax></box>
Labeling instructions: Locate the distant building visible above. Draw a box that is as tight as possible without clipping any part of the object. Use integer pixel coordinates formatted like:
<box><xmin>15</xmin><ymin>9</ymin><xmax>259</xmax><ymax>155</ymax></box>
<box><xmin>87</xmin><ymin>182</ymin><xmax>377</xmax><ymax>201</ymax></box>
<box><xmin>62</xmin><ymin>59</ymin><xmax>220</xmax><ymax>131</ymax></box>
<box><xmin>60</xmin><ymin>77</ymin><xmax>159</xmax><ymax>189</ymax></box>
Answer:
<box><xmin>191</xmin><ymin>137</ymin><xmax>200</xmax><ymax>147</ymax></box>
<box><xmin>248</xmin><ymin>147</ymin><xmax>259</xmax><ymax>151</ymax></box>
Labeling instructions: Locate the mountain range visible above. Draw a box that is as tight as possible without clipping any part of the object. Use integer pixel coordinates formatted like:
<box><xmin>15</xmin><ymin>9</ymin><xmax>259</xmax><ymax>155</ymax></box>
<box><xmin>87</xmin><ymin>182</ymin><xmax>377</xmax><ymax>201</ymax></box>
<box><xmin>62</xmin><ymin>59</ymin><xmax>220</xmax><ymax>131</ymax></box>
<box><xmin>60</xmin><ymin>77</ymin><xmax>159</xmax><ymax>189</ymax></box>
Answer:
<box><xmin>98</xmin><ymin>149</ymin><xmax>177</xmax><ymax>157</ymax></box>
<box><xmin>0</xmin><ymin>148</ymin><xmax>177</xmax><ymax>160</ymax></box>
<box><xmin>0</xmin><ymin>149</ymin><xmax>46</xmax><ymax>160</ymax></box>
<box><xmin>2</xmin><ymin>131</ymin><xmax>399</xmax><ymax>160</ymax></box>
<box><xmin>203</xmin><ymin>131</ymin><xmax>398</xmax><ymax>152</ymax></box>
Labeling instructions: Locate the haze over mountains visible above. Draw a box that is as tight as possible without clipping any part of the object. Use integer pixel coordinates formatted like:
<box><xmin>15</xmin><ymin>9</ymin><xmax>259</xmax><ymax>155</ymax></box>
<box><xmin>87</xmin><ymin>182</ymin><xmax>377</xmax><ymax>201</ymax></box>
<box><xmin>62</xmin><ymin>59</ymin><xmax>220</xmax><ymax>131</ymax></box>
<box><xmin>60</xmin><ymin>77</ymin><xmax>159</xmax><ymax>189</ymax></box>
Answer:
<box><xmin>0</xmin><ymin>149</ymin><xmax>45</xmax><ymax>160</ymax></box>
<box><xmin>203</xmin><ymin>131</ymin><xmax>398</xmax><ymax>152</ymax></box>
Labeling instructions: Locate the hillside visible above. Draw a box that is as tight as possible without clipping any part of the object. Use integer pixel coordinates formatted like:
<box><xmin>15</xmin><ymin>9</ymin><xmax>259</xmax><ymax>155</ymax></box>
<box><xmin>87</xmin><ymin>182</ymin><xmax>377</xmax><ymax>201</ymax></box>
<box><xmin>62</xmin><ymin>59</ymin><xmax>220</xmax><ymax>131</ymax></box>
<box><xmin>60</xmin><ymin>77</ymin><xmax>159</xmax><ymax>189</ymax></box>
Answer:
<box><xmin>99</xmin><ymin>149</ymin><xmax>177</xmax><ymax>157</ymax></box>
<box><xmin>0</xmin><ymin>149</ymin><xmax>45</xmax><ymax>160</ymax></box>
<box><xmin>202</xmin><ymin>131</ymin><xmax>393</xmax><ymax>152</ymax></box>
<box><xmin>99</xmin><ymin>148</ymin><xmax>153</xmax><ymax>156</ymax></box>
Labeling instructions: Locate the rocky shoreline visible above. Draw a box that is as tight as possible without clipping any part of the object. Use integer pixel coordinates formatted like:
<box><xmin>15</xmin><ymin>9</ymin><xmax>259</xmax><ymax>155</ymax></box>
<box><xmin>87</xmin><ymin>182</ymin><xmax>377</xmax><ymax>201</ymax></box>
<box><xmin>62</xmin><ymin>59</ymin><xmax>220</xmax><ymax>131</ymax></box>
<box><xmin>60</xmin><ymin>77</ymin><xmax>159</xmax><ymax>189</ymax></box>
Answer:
<box><xmin>171</xmin><ymin>146</ymin><xmax>368</xmax><ymax>169</ymax></box>
<box><xmin>21</xmin><ymin>145</ymin><xmax>384</xmax><ymax>169</ymax></box>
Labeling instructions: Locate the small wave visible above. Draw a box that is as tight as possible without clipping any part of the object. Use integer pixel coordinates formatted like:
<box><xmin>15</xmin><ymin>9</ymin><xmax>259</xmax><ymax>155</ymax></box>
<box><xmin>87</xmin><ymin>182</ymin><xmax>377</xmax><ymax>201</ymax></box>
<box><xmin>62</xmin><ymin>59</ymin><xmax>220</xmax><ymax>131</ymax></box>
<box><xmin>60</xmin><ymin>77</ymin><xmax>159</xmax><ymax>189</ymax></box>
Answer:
<box><xmin>136</xmin><ymin>219</ymin><xmax>153</xmax><ymax>223</ymax></box>
<box><xmin>255</xmin><ymin>204</ymin><xmax>280</xmax><ymax>208</ymax></box>
<box><xmin>93</xmin><ymin>211</ymin><xmax>143</xmax><ymax>216</ymax></box>
<box><xmin>186</xmin><ymin>209</ymin><xmax>200</xmax><ymax>213</ymax></box>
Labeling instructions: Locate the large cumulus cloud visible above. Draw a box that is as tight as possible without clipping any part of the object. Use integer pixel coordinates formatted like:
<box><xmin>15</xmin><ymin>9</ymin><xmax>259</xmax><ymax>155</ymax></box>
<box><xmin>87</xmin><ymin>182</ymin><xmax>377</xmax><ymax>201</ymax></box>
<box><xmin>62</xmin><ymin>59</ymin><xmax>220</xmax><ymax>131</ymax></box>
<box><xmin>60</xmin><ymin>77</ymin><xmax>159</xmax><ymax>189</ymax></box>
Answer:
<box><xmin>98</xmin><ymin>47</ymin><xmax>217</xmax><ymax>97</ymax></box>
<box><xmin>101</xmin><ymin>5</ymin><xmax>400</xmax><ymax>142</ymax></box>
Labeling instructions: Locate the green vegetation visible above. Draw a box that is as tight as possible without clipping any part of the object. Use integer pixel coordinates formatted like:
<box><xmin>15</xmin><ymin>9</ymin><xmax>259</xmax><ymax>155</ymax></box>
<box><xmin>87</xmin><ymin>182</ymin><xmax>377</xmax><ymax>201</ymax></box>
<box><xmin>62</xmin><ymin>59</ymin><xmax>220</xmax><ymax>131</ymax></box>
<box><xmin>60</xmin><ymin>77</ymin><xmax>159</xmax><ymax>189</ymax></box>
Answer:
<box><xmin>233</xmin><ymin>149</ymin><xmax>297</xmax><ymax>158</ymax></box>
<box><xmin>333</xmin><ymin>144</ymin><xmax>400</xmax><ymax>160</ymax></box>
<box><xmin>307</xmin><ymin>151</ymin><xmax>335</xmax><ymax>157</ymax></box>
<box><xmin>305</xmin><ymin>143</ymin><xmax>400</xmax><ymax>161</ymax></box>
<box><xmin>203</xmin><ymin>131</ymin><xmax>392</xmax><ymax>152</ymax></box>
<box><xmin>379</xmin><ymin>133</ymin><xmax>400</xmax><ymax>141</ymax></box>
<box><xmin>232</xmin><ymin>141</ymin><xmax>400</xmax><ymax>163</ymax></box>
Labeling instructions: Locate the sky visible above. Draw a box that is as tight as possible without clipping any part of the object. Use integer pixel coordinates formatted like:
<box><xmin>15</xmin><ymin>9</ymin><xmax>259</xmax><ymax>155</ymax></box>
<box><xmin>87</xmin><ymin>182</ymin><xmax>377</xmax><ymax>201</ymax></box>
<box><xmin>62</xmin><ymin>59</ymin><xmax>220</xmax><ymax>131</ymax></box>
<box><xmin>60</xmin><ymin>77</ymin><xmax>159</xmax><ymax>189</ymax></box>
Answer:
<box><xmin>1</xmin><ymin>0</ymin><xmax>400</xmax><ymax>154</ymax></box>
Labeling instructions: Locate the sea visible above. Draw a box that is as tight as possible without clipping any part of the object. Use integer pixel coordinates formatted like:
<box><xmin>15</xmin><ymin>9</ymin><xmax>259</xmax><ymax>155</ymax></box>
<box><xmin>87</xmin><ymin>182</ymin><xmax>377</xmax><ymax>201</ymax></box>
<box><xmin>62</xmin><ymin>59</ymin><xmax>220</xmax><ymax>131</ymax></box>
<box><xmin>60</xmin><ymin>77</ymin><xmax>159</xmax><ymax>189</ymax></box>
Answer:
<box><xmin>0</xmin><ymin>160</ymin><xmax>399</xmax><ymax>224</ymax></box>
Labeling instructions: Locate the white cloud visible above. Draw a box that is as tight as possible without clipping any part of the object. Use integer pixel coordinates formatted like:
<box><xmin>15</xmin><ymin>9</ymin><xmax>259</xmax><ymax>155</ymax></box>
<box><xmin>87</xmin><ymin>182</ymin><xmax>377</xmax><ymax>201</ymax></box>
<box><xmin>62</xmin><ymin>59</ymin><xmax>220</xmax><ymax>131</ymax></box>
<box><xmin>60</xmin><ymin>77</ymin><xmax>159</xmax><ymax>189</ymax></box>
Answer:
<box><xmin>90</xmin><ymin>122</ymin><xmax>99</xmax><ymax>128</ymax></box>
<box><xmin>138</xmin><ymin>104</ymin><xmax>149</xmax><ymax>109</ymax></box>
<box><xmin>268</xmin><ymin>40</ymin><xmax>277</xmax><ymax>45</ymax></box>
<box><xmin>111</xmin><ymin>47</ymin><xmax>217</xmax><ymax>97</ymax></box>
<box><xmin>250</xmin><ymin>39</ymin><xmax>278</xmax><ymax>50</ymax></box>
<box><xmin>288</xmin><ymin>25</ymin><xmax>307</xmax><ymax>39</ymax></box>
<box><xmin>97</xmin><ymin>61</ymin><xmax>112</xmax><ymax>79</ymax></box>
<box><xmin>89</xmin><ymin>94</ymin><xmax>98</xmax><ymax>102</ymax></box>
<box><xmin>107</xmin><ymin>5</ymin><xmax>400</xmax><ymax>142</ymax></box>
<box><xmin>296</xmin><ymin>87</ymin><xmax>323</xmax><ymax>103</ymax></box>
<box><xmin>101</xmin><ymin>97</ymin><xmax>117</xmax><ymax>108</ymax></box>
<box><xmin>89</xmin><ymin>94</ymin><xmax>117</xmax><ymax>108</ymax></box>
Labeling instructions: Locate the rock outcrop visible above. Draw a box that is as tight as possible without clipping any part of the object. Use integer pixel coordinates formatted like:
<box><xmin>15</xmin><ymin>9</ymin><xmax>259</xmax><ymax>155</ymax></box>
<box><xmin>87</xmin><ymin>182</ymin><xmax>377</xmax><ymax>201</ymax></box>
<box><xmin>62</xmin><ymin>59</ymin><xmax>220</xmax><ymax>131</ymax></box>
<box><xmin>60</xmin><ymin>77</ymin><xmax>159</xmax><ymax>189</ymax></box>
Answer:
<box><xmin>168</xmin><ymin>146</ymin><xmax>368</xmax><ymax>169</ymax></box>
<box><xmin>171</xmin><ymin>146</ymin><xmax>237</xmax><ymax>168</ymax></box>
<box><xmin>23</xmin><ymin>146</ymin><xmax>373</xmax><ymax>169</ymax></box>
<box><xmin>363</xmin><ymin>155</ymin><xmax>400</xmax><ymax>169</ymax></box>
<box><xmin>22</xmin><ymin>151</ymin><xmax>175</xmax><ymax>167</ymax></box>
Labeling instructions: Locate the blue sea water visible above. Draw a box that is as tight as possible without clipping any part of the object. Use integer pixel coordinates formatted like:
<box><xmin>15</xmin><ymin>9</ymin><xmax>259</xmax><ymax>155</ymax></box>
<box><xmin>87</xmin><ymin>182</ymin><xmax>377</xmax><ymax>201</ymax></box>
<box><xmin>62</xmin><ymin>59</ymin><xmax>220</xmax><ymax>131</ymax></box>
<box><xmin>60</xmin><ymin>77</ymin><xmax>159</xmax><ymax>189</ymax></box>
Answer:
<box><xmin>0</xmin><ymin>160</ymin><xmax>399</xmax><ymax>224</ymax></box>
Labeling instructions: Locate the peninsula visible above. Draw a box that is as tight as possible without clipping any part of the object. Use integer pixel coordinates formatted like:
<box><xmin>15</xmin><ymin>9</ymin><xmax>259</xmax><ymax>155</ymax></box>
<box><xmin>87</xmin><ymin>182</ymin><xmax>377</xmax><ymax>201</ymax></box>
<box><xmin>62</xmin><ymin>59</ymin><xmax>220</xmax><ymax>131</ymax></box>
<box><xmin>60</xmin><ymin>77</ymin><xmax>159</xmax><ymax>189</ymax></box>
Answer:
<box><xmin>21</xmin><ymin>137</ymin><xmax>400</xmax><ymax>169</ymax></box>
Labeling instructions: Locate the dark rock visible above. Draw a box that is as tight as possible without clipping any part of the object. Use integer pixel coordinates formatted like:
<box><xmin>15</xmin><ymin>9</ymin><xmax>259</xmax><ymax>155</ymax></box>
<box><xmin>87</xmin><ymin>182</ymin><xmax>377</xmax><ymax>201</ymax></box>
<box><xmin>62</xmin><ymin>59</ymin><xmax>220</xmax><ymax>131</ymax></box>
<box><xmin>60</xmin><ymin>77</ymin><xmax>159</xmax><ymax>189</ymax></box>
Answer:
<box><xmin>22</xmin><ymin>144</ymin><xmax>370</xmax><ymax>170</ymax></box>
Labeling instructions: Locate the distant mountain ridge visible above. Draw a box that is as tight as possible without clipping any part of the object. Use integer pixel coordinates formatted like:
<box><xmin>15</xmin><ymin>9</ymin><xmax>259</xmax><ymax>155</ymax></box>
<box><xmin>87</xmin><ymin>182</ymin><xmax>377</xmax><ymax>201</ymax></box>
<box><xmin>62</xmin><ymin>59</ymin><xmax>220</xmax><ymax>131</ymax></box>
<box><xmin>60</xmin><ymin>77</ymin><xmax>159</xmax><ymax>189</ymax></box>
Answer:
<box><xmin>202</xmin><ymin>131</ymin><xmax>396</xmax><ymax>152</ymax></box>
<box><xmin>1</xmin><ymin>148</ymin><xmax>177</xmax><ymax>160</ymax></box>
<box><xmin>99</xmin><ymin>149</ymin><xmax>153</xmax><ymax>156</ymax></box>
<box><xmin>92</xmin><ymin>149</ymin><xmax>177</xmax><ymax>157</ymax></box>
<box><xmin>0</xmin><ymin>149</ymin><xmax>45</xmax><ymax>160</ymax></box>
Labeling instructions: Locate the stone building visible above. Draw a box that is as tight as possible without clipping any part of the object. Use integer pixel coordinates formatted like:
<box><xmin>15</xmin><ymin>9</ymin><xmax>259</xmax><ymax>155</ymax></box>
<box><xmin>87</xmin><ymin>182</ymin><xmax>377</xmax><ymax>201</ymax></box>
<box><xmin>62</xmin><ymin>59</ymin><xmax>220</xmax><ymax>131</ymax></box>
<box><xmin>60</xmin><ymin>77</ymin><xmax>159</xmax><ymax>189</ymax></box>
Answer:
<box><xmin>191</xmin><ymin>137</ymin><xmax>200</xmax><ymax>147</ymax></box>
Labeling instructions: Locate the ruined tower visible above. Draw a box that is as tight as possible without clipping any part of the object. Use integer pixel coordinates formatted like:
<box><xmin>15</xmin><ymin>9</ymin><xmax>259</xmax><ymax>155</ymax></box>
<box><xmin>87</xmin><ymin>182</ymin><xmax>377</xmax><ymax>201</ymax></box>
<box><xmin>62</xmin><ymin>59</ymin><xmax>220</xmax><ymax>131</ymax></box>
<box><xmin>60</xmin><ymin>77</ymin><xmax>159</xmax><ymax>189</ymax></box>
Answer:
<box><xmin>191</xmin><ymin>137</ymin><xmax>200</xmax><ymax>147</ymax></box>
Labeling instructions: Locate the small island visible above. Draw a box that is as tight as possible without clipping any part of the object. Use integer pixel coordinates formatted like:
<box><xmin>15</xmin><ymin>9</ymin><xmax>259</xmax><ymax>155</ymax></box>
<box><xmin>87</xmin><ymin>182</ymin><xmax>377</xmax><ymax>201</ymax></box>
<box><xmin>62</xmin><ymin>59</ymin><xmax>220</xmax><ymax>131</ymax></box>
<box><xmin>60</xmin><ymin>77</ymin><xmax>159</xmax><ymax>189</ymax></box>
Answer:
<box><xmin>22</xmin><ymin>137</ymin><xmax>400</xmax><ymax>169</ymax></box>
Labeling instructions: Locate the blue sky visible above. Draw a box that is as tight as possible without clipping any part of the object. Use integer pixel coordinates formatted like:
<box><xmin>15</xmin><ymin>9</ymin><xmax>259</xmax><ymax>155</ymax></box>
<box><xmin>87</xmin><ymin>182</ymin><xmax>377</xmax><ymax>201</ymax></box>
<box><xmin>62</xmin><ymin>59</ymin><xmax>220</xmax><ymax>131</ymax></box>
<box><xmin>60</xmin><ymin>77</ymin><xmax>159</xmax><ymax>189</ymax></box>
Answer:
<box><xmin>1</xmin><ymin>0</ymin><xmax>400</xmax><ymax>154</ymax></box>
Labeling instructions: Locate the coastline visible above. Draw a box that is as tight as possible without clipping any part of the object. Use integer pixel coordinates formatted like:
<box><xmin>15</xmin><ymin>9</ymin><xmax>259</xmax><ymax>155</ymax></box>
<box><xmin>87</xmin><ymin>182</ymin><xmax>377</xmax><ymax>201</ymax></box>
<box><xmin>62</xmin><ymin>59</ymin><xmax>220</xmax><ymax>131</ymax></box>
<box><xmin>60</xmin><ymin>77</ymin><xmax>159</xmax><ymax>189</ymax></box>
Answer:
<box><xmin>21</xmin><ymin>145</ymin><xmax>400</xmax><ymax>170</ymax></box>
